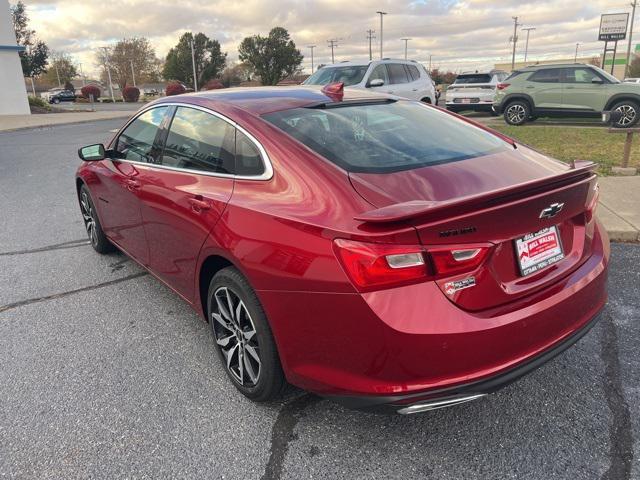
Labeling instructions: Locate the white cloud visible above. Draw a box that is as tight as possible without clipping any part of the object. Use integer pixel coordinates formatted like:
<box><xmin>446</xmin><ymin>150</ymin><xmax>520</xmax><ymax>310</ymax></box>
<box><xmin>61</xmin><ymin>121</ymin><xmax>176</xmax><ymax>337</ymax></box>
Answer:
<box><xmin>19</xmin><ymin>0</ymin><xmax>631</xmax><ymax>77</ymax></box>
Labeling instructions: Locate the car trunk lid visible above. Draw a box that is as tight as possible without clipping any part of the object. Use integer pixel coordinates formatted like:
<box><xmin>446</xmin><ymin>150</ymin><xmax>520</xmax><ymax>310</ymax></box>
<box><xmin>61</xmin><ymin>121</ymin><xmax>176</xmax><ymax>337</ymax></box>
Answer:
<box><xmin>350</xmin><ymin>151</ymin><xmax>599</xmax><ymax>311</ymax></box>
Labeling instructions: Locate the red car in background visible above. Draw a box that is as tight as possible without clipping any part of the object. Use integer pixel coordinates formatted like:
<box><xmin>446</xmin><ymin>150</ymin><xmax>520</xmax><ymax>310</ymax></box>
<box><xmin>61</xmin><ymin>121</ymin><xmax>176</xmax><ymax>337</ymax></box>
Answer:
<box><xmin>75</xmin><ymin>83</ymin><xmax>608</xmax><ymax>414</ymax></box>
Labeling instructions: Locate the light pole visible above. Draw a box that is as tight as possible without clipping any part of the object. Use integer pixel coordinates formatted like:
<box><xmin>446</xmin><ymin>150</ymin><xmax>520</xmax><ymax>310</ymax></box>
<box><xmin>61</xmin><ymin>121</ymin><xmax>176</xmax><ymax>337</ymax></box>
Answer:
<box><xmin>511</xmin><ymin>16</ymin><xmax>520</xmax><ymax>71</ymax></box>
<box><xmin>522</xmin><ymin>27</ymin><xmax>535</xmax><ymax>62</ymax></box>
<box><xmin>79</xmin><ymin>62</ymin><xmax>86</xmax><ymax>87</ymax></box>
<box><xmin>106</xmin><ymin>63</ymin><xmax>115</xmax><ymax>102</ymax></box>
<box><xmin>376</xmin><ymin>11</ymin><xmax>387</xmax><ymax>59</ymax></box>
<box><xmin>626</xmin><ymin>0</ymin><xmax>638</xmax><ymax>77</ymax></box>
<box><xmin>574</xmin><ymin>42</ymin><xmax>582</xmax><ymax>63</ymax></box>
<box><xmin>327</xmin><ymin>39</ymin><xmax>339</xmax><ymax>63</ymax></box>
<box><xmin>307</xmin><ymin>45</ymin><xmax>316</xmax><ymax>72</ymax></box>
<box><xmin>190</xmin><ymin>37</ymin><xmax>198</xmax><ymax>91</ymax></box>
<box><xmin>366</xmin><ymin>29</ymin><xmax>375</xmax><ymax>61</ymax></box>
<box><xmin>401</xmin><ymin>38</ymin><xmax>412</xmax><ymax>60</ymax></box>
<box><xmin>55</xmin><ymin>62</ymin><xmax>61</xmax><ymax>87</ymax></box>
<box><xmin>130</xmin><ymin>60</ymin><xmax>136</xmax><ymax>87</ymax></box>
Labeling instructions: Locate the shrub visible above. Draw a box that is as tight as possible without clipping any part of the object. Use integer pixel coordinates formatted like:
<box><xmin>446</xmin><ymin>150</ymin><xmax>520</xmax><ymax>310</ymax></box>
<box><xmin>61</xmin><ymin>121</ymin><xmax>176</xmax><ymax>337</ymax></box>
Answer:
<box><xmin>80</xmin><ymin>85</ymin><xmax>101</xmax><ymax>100</ymax></box>
<box><xmin>123</xmin><ymin>85</ymin><xmax>140</xmax><ymax>102</ymax></box>
<box><xmin>166</xmin><ymin>81</ymin><xmax>186</xmax><ymax>96</ymax></box>
<box><xmin>203</xmin><ymin>79</ymin><xmax>225</xmax><ymax>90</ymax></box>
<box><xmin>28</xmin><ymin>96</ymin><xmax>48</xmax><ymax>108</ymax></box>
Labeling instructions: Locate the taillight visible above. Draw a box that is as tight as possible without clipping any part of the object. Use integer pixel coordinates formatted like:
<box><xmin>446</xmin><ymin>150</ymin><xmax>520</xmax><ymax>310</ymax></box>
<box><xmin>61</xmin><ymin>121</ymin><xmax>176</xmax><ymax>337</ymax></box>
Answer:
<box><xmin>429</xmin><ymin>246</ymin><xmax>491</xmax><ymax>277</ymax></box>
<box><xmin>496</xmin><ymin>83</ymin><xmax>510</xmax><ymax>90</ymax></box>
<box><xmin>585</xmin><ymin>183</ymin><xmax>600</xmax><ymax>223</ymax></box>
<box><xmin>333</xmin><ymin>239</ymin><xmax>492</xmax><ymax>292</ymax></box>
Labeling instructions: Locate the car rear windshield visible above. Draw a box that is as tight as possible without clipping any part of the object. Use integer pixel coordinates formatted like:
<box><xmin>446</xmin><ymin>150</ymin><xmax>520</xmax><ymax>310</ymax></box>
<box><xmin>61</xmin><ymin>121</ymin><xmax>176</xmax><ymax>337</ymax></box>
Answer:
<box><xmin>303</xmin><ymin>66</ymin><xmax>369</xmax><ymax>87</ymax></box>
<box><xmin>262</xmin><ymin>101</ymin><xmax>509</xmax><ymax>173</ymax></box>
<box><xmin>454</xmin><ymin>74</ymin><xmax>492</xmax><ymax>84</ymax></box>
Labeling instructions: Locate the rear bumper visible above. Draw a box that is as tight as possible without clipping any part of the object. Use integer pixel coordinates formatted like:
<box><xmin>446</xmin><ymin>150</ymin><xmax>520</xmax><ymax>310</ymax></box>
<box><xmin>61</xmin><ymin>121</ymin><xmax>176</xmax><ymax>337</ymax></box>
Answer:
<box><xmin>446</xmin><ymin>102</ymin><xmax>494</xmax><ymax>112</ymax></box>
<box><xmin>327</xmin><ymin>309</ymin><xmax>602</xmax><ymax>413</ymax></box>
<box><xmin>258</xmin><ymin>221</ymin><xmax>609</xmax><ymax>410</ymax></box>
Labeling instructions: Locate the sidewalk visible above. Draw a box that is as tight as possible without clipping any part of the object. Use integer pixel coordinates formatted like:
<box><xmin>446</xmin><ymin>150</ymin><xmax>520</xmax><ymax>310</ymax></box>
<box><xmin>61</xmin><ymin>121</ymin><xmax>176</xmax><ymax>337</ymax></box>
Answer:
<box><xmin>598</xmin><ymin>176</ymin><xmax>640</xmax><ymax>242</ymax></box>
<box><xmin>0</xmin><ymin>111</ymin><xmax>137</xmax><ymax>132</ymax></box>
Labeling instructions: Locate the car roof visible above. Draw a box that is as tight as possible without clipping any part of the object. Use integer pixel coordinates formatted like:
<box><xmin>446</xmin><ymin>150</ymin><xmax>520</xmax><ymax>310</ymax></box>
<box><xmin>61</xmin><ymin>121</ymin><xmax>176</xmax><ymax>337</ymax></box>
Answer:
<box><xmin>151</xmin><ymin>85</ymin><xmax>393</xmax><ymax>116</ymax></box>
<box><xmin>518</xmin><ymin>63</ymin><xmax>594</xmax><ymax>71</ymax></box>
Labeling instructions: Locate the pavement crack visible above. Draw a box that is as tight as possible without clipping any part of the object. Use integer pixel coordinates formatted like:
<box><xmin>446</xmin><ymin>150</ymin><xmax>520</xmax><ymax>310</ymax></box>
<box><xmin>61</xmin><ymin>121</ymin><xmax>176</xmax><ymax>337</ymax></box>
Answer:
<box><xmin>0</xmin><ymin>239</ymin><xmax>90</xmax><ymax>256</ymax></box>
<box><xmin>261</xmin><ymin>394</ymin><xmax>320</xmax><ymax>480</ymax></box>
<box><xmin>600</xmin><ymin>311</ymin><xmax>634</xmax><ymax>480</ymax></box>
<box><xmin>0</xmin><ymin>272</ymin><xmax>148</xmax><ymax>314</ymax></box>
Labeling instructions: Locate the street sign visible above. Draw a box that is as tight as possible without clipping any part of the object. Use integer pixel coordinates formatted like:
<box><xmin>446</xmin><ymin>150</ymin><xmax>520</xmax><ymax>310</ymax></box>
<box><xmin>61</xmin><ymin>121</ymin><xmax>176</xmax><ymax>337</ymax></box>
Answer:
<box><xmin>599</xmin><ymin>13</ymin><xmax>629</xmax><ymax>41</ymax></box>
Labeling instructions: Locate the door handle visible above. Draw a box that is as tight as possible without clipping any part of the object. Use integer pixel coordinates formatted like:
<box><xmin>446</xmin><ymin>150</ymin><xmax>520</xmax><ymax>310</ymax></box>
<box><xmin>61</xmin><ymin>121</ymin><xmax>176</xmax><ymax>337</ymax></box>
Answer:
<box><xmin>525</xmin><ymin>86</ymin><xmax>535</xmax><ymax>89</ymax></box>
<box><xmin>188</xmin><ymin>197</ymin><xmax>211</xmax><ymax>212</ymax></box>
<box><xmin>125</xmin><ymin>179</ymin><xmax>140</xmax><ymax>191</ymax></box>
<box><xmin>565</xmin><ymin>86</ymin><xmax>575</xmax><ymax>89</ymax></box>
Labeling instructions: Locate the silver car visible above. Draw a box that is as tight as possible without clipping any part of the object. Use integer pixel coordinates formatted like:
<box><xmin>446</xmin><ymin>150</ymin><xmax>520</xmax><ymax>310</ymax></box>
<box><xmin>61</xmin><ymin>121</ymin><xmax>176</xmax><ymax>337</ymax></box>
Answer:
<box><xmin>304</xmin><ymin>59</ymin><xmax>437</xmax><ymax>104</ymax></box>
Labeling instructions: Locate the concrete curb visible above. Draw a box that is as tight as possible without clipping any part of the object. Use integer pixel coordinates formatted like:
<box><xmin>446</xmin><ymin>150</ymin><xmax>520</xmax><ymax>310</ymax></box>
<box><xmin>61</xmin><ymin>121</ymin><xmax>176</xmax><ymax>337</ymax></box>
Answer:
<box><xmin>0</xmin><ymin>112</ymin><xmax>136</xmax><ymax>133</ymax></box>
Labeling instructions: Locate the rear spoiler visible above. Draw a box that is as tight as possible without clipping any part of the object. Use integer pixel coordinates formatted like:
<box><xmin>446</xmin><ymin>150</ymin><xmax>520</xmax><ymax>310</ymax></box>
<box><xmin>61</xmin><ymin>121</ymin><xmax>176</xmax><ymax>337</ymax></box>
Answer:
<box><xmin>354</xmin><ymin>161</ymin><xmax>597</xmax><ymax>224</ymax></box>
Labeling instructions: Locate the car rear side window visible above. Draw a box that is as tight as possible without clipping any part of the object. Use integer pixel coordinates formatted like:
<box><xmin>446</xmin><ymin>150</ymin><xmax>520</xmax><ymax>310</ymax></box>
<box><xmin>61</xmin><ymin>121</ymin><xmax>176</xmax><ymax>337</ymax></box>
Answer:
<box><xmin>263</xmin><ymin>101</ymin><xmax>508</xmax><ymax>173</ymax></box>
<box><xmin>161</xmin><ymin>107</ymin><xmax>235</xmax><ymax>174</ymax></box>
<box><xmin>387</xmin><ymin>64</ymin><xmax>410</xmax><ymax>84</ymax></box>
<box><xmin>529</xmin><ymin>69</ymin><xmax>561</xmax><ymax>83</ymax></box>
<box><xmin>116</xmin><ymin>106</ymin><xmax>169</xmax><ymax>163</ymax></box>
<box><xmin>235</xmin><ymin>130</ymin><xmax>265</xmax><ymax>176</ymax></box>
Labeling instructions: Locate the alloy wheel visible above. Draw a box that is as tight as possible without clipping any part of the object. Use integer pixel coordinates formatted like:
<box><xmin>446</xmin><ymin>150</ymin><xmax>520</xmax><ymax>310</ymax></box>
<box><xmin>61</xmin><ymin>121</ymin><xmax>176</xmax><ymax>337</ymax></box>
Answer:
<box><xmin>615</xmin><ymin>104</ymin><xmax>636</xmax><ymax>126</ymax></box>
<box><xmin>80</xmin><ymin>191</ymin><xmax>98</xmax><ymax>246</ymax></box>
<box><xmin>211</xmin><ymin>286</ymin><xmax>261</xmax><ymax>386</ymax></box>
<box><xmin>506</xmin><ymin>104</ymin><xmax>526</xmax><ymax>124</ymax></box>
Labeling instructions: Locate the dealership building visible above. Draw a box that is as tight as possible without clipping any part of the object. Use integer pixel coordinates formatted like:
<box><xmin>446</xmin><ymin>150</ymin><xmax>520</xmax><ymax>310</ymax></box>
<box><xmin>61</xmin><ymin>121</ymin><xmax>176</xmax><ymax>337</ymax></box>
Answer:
<box><xmin>0</xmin><ymin>0</ymin><xmax>30</xmax><ymax>115</ymax></box>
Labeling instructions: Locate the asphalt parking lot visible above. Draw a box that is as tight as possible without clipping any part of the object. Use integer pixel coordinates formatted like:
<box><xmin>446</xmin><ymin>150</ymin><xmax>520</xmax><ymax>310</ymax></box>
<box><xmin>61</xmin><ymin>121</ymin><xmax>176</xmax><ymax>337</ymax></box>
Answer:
<box><xmin>0</xmin><ymin>120</ymin><xmax>638</xmax><ymax>479</ymax></box>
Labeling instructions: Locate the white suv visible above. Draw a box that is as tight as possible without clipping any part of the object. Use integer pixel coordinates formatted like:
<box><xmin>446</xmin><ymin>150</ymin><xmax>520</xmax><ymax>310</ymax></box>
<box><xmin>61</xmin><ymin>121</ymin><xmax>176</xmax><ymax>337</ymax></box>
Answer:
<box><xmin>445</xmin><ymin>70</ymin><xmax>508</xmax><ymax>113</ymax></box>
<box><xmin>303</xmin><ymin>59</ymin><xmax>436</xmax><ymax>104</ymax></box>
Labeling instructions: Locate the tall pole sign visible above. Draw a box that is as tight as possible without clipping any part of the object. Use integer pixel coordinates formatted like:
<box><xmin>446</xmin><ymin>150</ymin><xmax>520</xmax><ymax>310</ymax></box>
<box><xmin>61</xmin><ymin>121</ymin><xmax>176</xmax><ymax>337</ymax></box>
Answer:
<box><xmin>599</xmin><ymin>13</ymin><xmax>629</xmax><ymax>75</ymax></box>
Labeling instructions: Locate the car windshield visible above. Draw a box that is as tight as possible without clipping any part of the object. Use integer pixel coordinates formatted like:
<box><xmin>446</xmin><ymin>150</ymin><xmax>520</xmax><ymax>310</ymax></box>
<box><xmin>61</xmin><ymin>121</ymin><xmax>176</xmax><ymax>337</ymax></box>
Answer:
<box><xmin>590</xmin><ymin>66</ymin><xmax>620</xmax><ymax>84</ymax></box>
<box><xmin>263</xmin><ymin>101</ymin><xmax>509</xmax><ymax>173</ymax></box>
<box><xmin>454</xmin><ymin>74</ymin><xmax>492</xmax><ymax>84</ymax></box>
<box><xmin>303</xmin><ymin>66</ymin><xmax>369</xmax><ymax>87</ymax></box>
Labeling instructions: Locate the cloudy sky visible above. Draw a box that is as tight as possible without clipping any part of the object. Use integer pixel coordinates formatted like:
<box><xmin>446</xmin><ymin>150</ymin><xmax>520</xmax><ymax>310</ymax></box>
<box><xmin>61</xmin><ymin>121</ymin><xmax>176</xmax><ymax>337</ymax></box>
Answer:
<box><xmin>17</xmin><ymin>0</ymin><xmax>634</xmax><ymax>77</ymax></box>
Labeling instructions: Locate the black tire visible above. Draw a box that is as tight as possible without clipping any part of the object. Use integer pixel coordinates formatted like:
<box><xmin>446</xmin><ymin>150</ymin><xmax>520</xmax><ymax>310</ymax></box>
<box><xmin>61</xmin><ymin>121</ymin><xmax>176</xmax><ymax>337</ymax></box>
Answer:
<box><xmin>207</xmin><ymin>267</ymin><xmax>286</xmax><ymax>402</ymax></box>
<box><xmin>421</xmin><ymin>97</ymin><xmax>432</xmax><ymax>104</ymax></box>
<box><xmin>53</xmin><ymin>98</ymin><xmax>60</xmax><ymax>104</ymax></box>
<box><xmin>503</xmin><ymin>100</ymin><xmax>530</xmax><ymax>126</ymax></box>
<box><xmin>610</xmin><ymin>100</ymin><xmax>640</xmax><ymax>128</ymax></box>
<box><xmin>78</xmin><ymin>184</ymin><xmax>115</xmax><ymax>254</ymax></box>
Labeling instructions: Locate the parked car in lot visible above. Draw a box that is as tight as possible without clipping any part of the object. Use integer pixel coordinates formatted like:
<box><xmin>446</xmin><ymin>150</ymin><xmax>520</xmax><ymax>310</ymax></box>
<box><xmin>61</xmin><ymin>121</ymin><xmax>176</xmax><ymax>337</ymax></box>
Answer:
<box><xmin>75</xmin><ymin>84</ymin><xmax>608</xmax><ymax>413</ymax></box>
<box><xmin>303</xmin><ymin>59</ymin><xmax>437</xmax><ymax>104</ymax></box>
<box><xmin>445</xmin><ymin>70</ymin><xmax>508</xmax><ymax>113</ymax></box>
<box><xmin>49</xmin><ymin>90</ymin><xmax>76</xmax><ymax>104</ymax></box>
<box><xmin>494</xmin><ymin>63</ymin><xmax>640</xmax><ymax>127</ymax></box>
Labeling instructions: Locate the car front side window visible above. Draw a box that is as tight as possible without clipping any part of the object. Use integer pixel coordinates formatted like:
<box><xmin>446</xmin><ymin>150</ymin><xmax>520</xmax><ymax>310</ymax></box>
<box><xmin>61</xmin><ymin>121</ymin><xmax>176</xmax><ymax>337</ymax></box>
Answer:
<box><xmin>368</xmin><ymin>64</ymin><xmax>388</xmax><ymax>85</ymax></box>
<box><xmin>564</xmin><ymin>68</ymin><xmax>603</xmax><ymax>83</ymax></box>
<box><xmin>115</xmin><ymin>106</ymin><xmax>169</xmax><ymax>163</ymax></box>
<box><xmin>161</xmin><ymin>107</ymin><xmax>235</xmax><ymax>174</ymax></box>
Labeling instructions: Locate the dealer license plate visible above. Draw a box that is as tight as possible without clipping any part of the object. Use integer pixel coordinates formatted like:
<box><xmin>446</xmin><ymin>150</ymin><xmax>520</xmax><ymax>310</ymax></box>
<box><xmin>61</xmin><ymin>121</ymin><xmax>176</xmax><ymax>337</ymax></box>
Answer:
<box><xmin>514</xmin><ymin>226</ymin><xmax>564</xmax><ymax>276</ymax></box>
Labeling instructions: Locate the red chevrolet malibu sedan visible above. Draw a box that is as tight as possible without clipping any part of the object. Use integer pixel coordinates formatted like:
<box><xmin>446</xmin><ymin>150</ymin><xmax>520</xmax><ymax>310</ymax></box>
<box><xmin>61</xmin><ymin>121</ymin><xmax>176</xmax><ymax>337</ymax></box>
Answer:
<box><xmin>75</xmin><ymin>84</ymin><xmax>608</xmax><ymax>414</ymax></box>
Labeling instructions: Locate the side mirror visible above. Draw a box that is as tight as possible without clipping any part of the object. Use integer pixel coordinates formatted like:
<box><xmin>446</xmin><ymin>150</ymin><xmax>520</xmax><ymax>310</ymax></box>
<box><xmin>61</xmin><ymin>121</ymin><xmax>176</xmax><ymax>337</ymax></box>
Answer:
<box><xmin>368</xmin><ymin>79</ymin><xmax>385</xmax><ymax>88</ymax></box>
<box><xmin>78</xmin><ymin>143</ymin><xmax>106</xmax><ymax>161</ymax></box>
<box><xmin>592</xmin><ymin>78</ymin><xmax>604</xmax><ymax>84</ymax></box>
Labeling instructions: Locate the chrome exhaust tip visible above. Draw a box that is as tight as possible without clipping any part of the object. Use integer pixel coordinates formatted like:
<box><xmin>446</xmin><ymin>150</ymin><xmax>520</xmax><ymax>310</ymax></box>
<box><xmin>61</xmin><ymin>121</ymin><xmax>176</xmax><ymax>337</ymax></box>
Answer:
<box><xmin>397</xmin><ymin>393</ymin><xmax>487</xmax><ymax>415</ymax></box>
